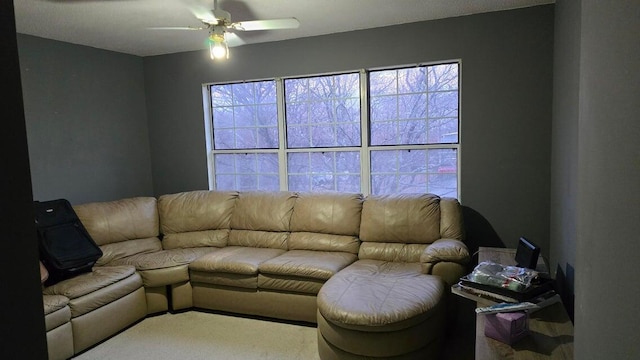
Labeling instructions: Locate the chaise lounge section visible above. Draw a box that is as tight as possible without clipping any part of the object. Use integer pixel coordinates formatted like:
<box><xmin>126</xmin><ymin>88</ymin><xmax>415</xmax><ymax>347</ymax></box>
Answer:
<box><xmin>41</xmin><ymin>190</ymin><xmax>469</xmax><ymax>359</ymax></box>
<box><xmin>317</xmin><ymin>193</ymin><xmax>468</xmax><ymax>359</ymax></box>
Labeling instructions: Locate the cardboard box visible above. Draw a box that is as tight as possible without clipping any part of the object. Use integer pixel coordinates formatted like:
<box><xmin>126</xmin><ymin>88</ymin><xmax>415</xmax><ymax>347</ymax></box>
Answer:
<box><xmin>484</xmin><ymin>311</ymin><xmax>529</xmax><ymax>344</ymax></box>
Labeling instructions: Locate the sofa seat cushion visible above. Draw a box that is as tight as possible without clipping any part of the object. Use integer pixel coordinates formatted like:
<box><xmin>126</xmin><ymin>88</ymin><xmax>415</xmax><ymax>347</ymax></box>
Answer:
<box><xmin>190</xmin><ymin>246</ymin><xmax>285</xmax><ymax>275</ymax></box>
<box><xmin>43</xmin><ymin>295</ymin><xmax>71</xmax><ymax>331</ymax></box>
<box><xmin>107</xmin><ymin>247</ymin><xmax>213</xmax><ymax>270</ymax></box>
<box><xmin>318</xmin><ymin>259</ymin><xmax>445</xmax><ymax>331</ymax></box>
<box><xmin>43</xmin><ymin>265</ymin><xmax>143</xmax><ymax>317</ymax></box>
<box><xmin>259</xmin><ymin>250</ymin><xmax>357</xmax><ymax>280</ymax></box>
<box><xmin>106</xmin><ymin>247</ymin><xmax>216</xmax><ymax>287</ymax></box>
<box><xmin>255</xmin><ymin>250</ymin><xmax>355</xmax><ymax>294</ymax></box>
<box><xmin>189</xmin><ymin>246</ymin><xmax>285</xmax><ymax>289</ymax></box>
<box><xmin>257</xmin><ymin>274</ymin><xmax>325</xmax><ymax>294</ymax></box>
<box><xmin>96</xmin><ymin>237</ymin><xmax>162</xmax><ymax>266</ymax></box>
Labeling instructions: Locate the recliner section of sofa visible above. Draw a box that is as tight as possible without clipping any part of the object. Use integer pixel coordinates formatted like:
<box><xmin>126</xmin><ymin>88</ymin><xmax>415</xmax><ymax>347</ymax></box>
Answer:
<box><xmin>73</xmin><ymin>196</ymin><xmax>215</xmax><ymax>314</ymax></box>
<box><xmin>42</xmin><ymin>265</ymin><xmax>147</xmax><ymax>356</ymax></box>
<box><xmin>43</xmin><ymin>294</ymin><xmax>73</xmax><ymax>360</ymax></box>
<box><xmin>43</xmin><ymin>190</ymin><xmax>469</xmax><ymax>359</ymax></box>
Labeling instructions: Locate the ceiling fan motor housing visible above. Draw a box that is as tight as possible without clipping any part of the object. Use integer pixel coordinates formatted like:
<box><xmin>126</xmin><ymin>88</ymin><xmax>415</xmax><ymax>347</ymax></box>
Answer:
<box><xmin>211</xmin><ymin>8</ymin><xmax>231</xmax><ymax>26</ymax></box>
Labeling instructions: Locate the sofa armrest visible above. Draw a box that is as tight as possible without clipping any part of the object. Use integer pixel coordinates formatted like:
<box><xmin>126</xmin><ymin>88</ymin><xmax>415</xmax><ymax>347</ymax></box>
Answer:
<box><xmin>420</xmin><ymin>239</ymin><xmax>471</xmax><ymax>286</ymax></box>
<box><xmin>420</xmin><ymin>238</ymin><xmax>470</xmax><ymax>273</ymax></box>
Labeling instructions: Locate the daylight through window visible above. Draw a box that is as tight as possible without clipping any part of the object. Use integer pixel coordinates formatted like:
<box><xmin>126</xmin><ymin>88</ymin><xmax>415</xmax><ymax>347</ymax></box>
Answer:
<box><xmin>205</xmin><ymin>61</ymin><xmax>460</xmax><ymax>198</ymax></box>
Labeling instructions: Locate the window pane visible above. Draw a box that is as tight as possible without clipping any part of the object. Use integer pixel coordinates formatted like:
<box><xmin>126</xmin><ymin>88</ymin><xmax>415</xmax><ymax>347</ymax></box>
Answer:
<box><xmin>370</xmin><ymin>63</ymin><xmax>458</xmax><ymax>146</ymax></box>
<box><xmin>398</xmin><ymin>67</ymin><xmax>427</xmax><ymax>93</ymax></box>
<box><xmin>257</xmin><ymin>104</ymin><xmax>277</xmax><ymax>126</ymax></box>
<box><xmin>285</xmin><ymin>103</ymin><xmax>308</xmax><ymax>125</ymax></box>
<box><xmin>428</xmin><ymin>118</ymin><xmax>459</xmax><ymax>143</ymax></box>
<box><xmin>233</xmin><ymin>83</ymin><xmax>254</xmax><ymax>105</ymax></box>
<box><xmin>216</xmin><ymin>175</ymin><xmax>235</xmax><ymax>190</ymax></box>
<box><xmin>210</xmin><ymin>80</ymin><xmax>278</xmax><ymax>150</ymax></box>
<box><xmin>398</xmin><ymin>120</ymin><xmax>428</xmax><ymax>144</ymax></box>
<box><xmin>337</xmin><ymin>175</ymin><xmax>360</xmax><ymax>193</ymax></box>
<box><xmin>311</xmin><ymin>125</ymin><xmax>335</xmax><ymax>147</ymax></box>
<box><xmin>428</xmin><ymin>64</ymin><xmax>459</xmax><ymax>91</ymax></box>
<box><xmin>285</xmin><ymin>73</ymin><xmax>361</xmax><ymax>148</ymax></box>
<box><xmin>214</xmin><ymin>153</ymin><xmax>279</xmax><ymax>191</ymax></box>
<box><xmin>398</xmin><ymin>93</ymin><xmax>426</xmax><ymax>119</ymax></box>
<box><xmin>370</xmin><ymin>121</ymin><xmax>398</xmax><ymax>146</ymax></box>
<box><xmin>288</xmin><ymin>174</ymin><xmax>311</xmax><ymax>192</ymax></box>
<box><xmin>370</xmin><ymin>149</ymin><xmax>457</xmax><ymax>197</ymax></box>
<box><xmin>369</xmin><ymin>71</ymin><xmax>397</xmax><ymax>96</ymax></box>
<box><xmin>210</xmin><ymin>84</ymin><xmax>233</xmax><ymax>105</ymax></box>
<box><xmin>287</xmin><ymin>151</ymin><xmax>360</xmax><ymax>192</ymax></box>
<box><xmin>370</xmin><ymin>96</ymin><xmax>397</xmax><ymax>121</ymax></box>
<box><xmin>256</xmin><ymin>81</ymin><xmax>276</xmax><ymax>104</ymax></box>
<box><xmin>285</xmin><ymin>78</ymin><xmax>308</xmax><ymax>102</ymax></box>
<box><xmin>258</xmin><ymin>175</ymin><xmax>279</xmax><ymax>191</ymax></box>
<box><xmin>428</xmin><ymin>91</ymin><xmax>458</xmax><ymax>118</ymax></box>
<box><xmin>235</xmin><ymin>128</ymin><xmax>257</xmax><ymax>148</ymax></box>
<box><xmin>214</xmin><ymin>129</ymin><xmax>235</xmax><ymax>149</ymax></box>
<box><xmin>213</xmin><ymin>107</ymin><xmax>233</xmax><ymax>128</ymax></box>
<box><xmin>287</xmin><ymin>152</ymin><xmax>310</xmax><ymax>173</ymax></box>
<box><xmin>215</xmin><ymin>154</ymin><xmax>235</xmax><ymax>173</ymax></box>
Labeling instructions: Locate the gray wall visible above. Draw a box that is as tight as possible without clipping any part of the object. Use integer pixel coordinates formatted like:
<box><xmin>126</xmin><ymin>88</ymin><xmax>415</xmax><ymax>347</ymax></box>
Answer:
<box><xmin>17</xmin><ymin>35</ymin><xmax>154</xmax><ymax>205</ymax></box>
<box><xmin>573</xmin><ymin>1</ymin><xmax>640</xmax><ymax>358</ymax></box>
<box><xmin>144</xmin><ymin>5</ymin><xmax>555</xmax><ymax>255</ymax></box>
<box><xmin>550</xmin><ymin>0</ymin><xmax>580</xmax><ymax>319</ymax></box>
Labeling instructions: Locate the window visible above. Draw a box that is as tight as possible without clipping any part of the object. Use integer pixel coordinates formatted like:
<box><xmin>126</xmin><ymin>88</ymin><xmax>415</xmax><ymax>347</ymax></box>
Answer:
<box><xmin>208</xmin><ymin>80</ymin><xmax>280</xmax><ymax>191</ymax></box>
<box><xmin>368</xmin><ymin>64</ymin><xmax>459</xmax><ymax>197</ymax></box>
<box><xmin>205</xmin><ymin>61</ymin><xmax>460</xmax><ymax>198</ymax></box>
<box><xmin>285</xmin><ymin>72</ymin><xmax>362</xmax><ymax>192</ymax></box>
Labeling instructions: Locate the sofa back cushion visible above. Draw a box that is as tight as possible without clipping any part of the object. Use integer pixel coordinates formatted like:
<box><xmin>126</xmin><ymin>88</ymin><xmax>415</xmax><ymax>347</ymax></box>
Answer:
<box><xmin>439</xmin><ymin>197</ymin><xmax>465</xmax><ymax>240</ymax></box>
<box><xmin>73</xmin><ymin>197</ymin><xmax>161</xmax><ymax>264</ymax></box>
<box><xmin>358</xmin><ymin>194</ymin><xmax>463</xmax><ymax>262</ymax></box>
<box><xmin>229</xmin><ymin>191</ymin><xmax>297</xmax><ymax>249</ymax></box>
<box><xmin>289</xmin><ymin>192</ymin><xmax>363</xmax><ymax>254</ymax></box>
<box><xmin>74</xmin><ymin>197</ymin><xmax>159</xmax><ymax>244</ymax></box>
<box><xmin>158</xmin><ymin>190</ymin><xmax>238</xmax><ymax>249</ymax></box>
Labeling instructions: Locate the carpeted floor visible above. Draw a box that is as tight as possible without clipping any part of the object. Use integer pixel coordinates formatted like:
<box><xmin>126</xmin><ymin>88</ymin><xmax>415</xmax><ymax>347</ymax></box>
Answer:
<box><xmin>73</xmin><ymin>311</ymin><xmax>320</xmax><ymax>360</ymax></box>
<box><xmin>72</xmin><ymin>299</ymin><xmax>476</xmax><ymax>360</ymax></box>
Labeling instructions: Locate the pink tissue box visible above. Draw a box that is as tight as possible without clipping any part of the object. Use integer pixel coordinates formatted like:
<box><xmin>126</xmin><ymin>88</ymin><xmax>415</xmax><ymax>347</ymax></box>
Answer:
<box><xmin>484</xmin><ymin>311</ymin><xmax>529</xmax><ymax>344</ymax></box>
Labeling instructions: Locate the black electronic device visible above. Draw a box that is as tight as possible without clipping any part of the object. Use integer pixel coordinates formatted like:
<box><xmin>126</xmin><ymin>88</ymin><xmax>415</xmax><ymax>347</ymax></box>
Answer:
<box><xmin>515</xmin><ymin>237</ymin><xmax>540</xmax><ymax>270</ymax></box>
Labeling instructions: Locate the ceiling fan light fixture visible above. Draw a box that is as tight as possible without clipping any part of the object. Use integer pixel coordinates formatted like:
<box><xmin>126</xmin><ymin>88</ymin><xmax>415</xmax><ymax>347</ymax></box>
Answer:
<box><xmin>151</xmin><ymin>0</ymin><xmax>299</xmax><ymax>62</ymax></box>
<box><xmin>209</xmin><ymin>33</ymin><xmax>228</xmax><ymax>60</ymax></box>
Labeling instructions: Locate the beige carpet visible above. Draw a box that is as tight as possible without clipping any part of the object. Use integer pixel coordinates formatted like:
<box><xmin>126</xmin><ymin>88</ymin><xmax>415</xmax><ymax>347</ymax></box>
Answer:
<box><xmin>73</xmin><ymin>311</ymin><xmax>320</xmax><ymax>360</ymax></box>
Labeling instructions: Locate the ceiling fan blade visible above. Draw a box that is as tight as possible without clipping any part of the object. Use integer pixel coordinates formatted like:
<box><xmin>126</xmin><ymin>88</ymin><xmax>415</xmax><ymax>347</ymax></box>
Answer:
<box><xmin>147</xmin><ymin>26</ymin><xmax>208</xmax><ymax>31</ymax></box>
<box><xmin>231</xmin><ymin>18</ymin><xmax>300</xmax><ymax>31</ymax></box>
<box><xmin>225</xmin><ymin>32</ymin><xmax>245</xmax><ymax>47</ymax></box>
<box><xmin>183</xmin><ymin>0</ymin><xmax>219</xmax><ymax>25</ymax></box>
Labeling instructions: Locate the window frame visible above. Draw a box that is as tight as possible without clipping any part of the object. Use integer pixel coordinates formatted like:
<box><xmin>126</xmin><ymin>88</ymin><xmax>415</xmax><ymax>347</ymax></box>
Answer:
<box><xmin>203</xmin><ymin>60</ymin><xmax>462</xmax><ymax>199</ymax></box>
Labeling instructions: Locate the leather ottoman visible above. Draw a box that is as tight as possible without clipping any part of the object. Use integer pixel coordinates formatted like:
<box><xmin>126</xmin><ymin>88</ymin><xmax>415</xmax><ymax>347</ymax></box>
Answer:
<box><xmin>317</xmin><ymin>260</ymin><xmax>446</xmax><ymax>359</ymax></box>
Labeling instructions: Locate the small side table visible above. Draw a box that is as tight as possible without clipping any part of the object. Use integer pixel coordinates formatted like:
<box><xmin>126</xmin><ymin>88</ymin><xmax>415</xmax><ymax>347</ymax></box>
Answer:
<box><xmin>459</xmin><ymin>247</ymin><xmax>574</xmax><ymax>360</ymax></box>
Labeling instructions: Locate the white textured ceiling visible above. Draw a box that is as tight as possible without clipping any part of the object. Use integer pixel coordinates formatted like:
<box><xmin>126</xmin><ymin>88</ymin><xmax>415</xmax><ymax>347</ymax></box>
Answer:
<box><xmin>14</xmin><ymin>0</ymin><xmax>554</xmax><ymax>57</ymax></box>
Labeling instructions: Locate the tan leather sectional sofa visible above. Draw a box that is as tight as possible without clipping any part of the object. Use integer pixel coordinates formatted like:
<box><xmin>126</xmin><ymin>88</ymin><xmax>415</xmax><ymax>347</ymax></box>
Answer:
<box><xmin>42</xmin><ymin>190</ymin><xmax>469</xmax><ymax>360</ymax></box>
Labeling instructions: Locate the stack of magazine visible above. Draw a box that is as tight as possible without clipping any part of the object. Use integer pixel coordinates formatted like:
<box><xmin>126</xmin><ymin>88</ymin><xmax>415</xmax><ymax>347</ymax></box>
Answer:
<box><xmin>452</xmin><ymin>261</ymin><xmax>561</xmax><ymax>313</ymax></box>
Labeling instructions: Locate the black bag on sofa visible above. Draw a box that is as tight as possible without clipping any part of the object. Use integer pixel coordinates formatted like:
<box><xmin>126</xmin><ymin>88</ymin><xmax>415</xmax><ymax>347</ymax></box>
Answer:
<box><xmin>34</xmin><ymin>199</ymin><xmax>103</xmax><ymax>286</ymax></box>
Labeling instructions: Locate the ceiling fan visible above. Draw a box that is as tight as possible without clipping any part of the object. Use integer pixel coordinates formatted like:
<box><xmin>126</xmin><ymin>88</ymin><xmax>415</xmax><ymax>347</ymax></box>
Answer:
<box><xmin>150</xmin><ymin>0</ymin><xmax>300</xmax><ymax>60</ymax></box>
